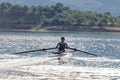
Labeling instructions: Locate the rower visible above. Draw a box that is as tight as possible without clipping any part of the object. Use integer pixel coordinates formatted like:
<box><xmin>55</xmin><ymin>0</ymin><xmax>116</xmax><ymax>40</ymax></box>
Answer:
<box><xmin>56</xmin><ymin>37</ymin><xmax>69</xmax><ymax>54</ymax></box>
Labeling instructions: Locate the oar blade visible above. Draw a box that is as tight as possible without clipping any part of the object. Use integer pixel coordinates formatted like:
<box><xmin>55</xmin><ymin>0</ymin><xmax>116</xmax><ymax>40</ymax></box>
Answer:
<box><xmin>14</xmin><ymin>49</ymin><xmax>43</xmax><ymax>54</ymax></box>
<box><xmin>77</xmin><ymin>50</ymin><xmax>97</xmax><ymax>57</ymax></box>
<box><xmin>67</xmin><ymin>48</ymin><xmax>97</xmax><ymax>57</ymax></box>
<box><xmin>14</xmin><ymin>47</ymin><xmax>56</xmax><ymax>54</ymax></box>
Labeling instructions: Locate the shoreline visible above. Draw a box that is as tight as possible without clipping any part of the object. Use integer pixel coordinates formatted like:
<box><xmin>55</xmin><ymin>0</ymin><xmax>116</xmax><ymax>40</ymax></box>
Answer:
<box><xmin>0</xmin><ymin>26</ymin><xmax>120</xmax><ymax>33</ymax></box>
<box><xmin>0</xmin><ymin>30</ymin><xmax>120</xmax><ymax>34</ymax></box>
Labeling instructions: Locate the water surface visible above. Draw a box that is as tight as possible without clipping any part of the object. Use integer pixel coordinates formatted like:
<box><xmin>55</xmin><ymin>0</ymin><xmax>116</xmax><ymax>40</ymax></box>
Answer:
<box><xmin>0</xmin><ymin>32</ymin><xmax>120</xmax><ymax>80</ymax></box>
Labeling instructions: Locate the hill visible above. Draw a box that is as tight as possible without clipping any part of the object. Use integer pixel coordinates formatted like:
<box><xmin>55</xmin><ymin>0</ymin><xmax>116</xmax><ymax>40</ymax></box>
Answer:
<box><xmin>0</xmin><ymin>2</ymin><xmax>120</xmax><ymax>32</ymax></box>
<box><xmin>0</xmin><ymin>0</ymin><xmax>55</xmax><ymax>6</ymax></box>
<box><xmin>0</xmin><ymin>0</ymin><xmax>120</xmax><ymax>16</ymax></box>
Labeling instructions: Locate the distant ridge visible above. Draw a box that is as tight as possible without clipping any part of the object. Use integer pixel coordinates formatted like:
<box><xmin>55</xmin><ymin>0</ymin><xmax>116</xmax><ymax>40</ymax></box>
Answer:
<box><xmin>0</xmin><ymin>0</ymin><xmax>56</xmax><ymax>6</ymax></box>
<box><xmin>0</xmin><ymin>0</ymin><xmax>120</xmax><ymax>16</ymax></box>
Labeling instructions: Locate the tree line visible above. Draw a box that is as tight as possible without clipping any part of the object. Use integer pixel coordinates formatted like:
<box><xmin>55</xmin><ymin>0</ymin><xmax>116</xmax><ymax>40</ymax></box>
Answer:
<box><xmin>0</xmin><ymin>2</ymin><xmax>120</xmax><ymax>30</ymax></box>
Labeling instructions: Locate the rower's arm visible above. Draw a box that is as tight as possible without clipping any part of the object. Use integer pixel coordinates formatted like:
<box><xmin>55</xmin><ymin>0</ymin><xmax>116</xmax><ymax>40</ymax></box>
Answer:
<box><xmin>65</xmin><ymin>43</ymin><xmax>69</xmax><ymax>49</ymax></box>
<box><xmin>56</xmin><ymin>43</ymin><xmax>59</xmax><ymax>48</ymax></box>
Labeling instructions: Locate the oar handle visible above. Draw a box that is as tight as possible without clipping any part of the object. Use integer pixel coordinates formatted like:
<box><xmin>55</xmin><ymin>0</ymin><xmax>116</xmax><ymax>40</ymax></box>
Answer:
<box><xmin>66</xmin><ymin>47</ymin><xmax>77</xmax><ymax>51</ymax></box>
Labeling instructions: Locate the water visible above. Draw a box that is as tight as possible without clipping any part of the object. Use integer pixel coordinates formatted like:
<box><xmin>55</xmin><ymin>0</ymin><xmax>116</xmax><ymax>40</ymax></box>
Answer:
<box><xmin>0</xmin><ymin>31</ymin><xmax>120</xmax><ymax>80</ymax></box>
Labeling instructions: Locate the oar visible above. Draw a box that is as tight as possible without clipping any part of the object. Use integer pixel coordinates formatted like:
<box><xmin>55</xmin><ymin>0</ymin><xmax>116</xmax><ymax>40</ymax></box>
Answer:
<box><xmin>67</xmin><ymin>48</ymin><xmax>97</xmax><ymax>57</ymax></box>
<box><xmin>14</xmin><ymin>48</ymin><xmax>56</xmax><ymax>54</ymax></box>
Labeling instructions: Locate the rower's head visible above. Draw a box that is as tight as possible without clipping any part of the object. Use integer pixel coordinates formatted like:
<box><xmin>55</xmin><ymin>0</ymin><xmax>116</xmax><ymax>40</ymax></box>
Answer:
<box><xmin>61</xmin><ymin>37</ymin><xmax>65</xmax><ymax>42</ymax></box>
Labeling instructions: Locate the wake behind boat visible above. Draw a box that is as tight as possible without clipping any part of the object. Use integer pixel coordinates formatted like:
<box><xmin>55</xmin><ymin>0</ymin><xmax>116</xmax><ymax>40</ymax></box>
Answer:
<box><xmin>48</xmin><ymin>52</ymin><xmax>72</xmax><ymax>64</ymax></box>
